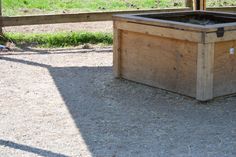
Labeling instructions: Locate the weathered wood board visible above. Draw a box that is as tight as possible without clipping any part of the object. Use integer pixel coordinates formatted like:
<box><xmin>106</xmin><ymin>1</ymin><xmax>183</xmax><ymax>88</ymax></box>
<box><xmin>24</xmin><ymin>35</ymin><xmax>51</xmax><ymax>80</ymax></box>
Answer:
<box><xmin>113</xmin><ymin>11</ymin><xmax>236</xmax><ymax>101</ymax></box>
<box><xmin>120</xmin><ymin>31</ymin><xmax>197</xmax><ymax>97</ymax></box>
<box><xmin>213</xmin><ymin>40</ymin><xmax>236</xmax><ymax>97</ymax></box>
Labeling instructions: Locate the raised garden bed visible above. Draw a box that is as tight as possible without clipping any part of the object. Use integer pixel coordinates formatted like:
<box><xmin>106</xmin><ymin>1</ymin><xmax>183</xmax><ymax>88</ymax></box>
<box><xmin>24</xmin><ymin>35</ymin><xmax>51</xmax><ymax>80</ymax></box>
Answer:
<box><xmin>113</xmin><ymin>11</ymin><xmax>236</xmax><ymax>101</ymax></box>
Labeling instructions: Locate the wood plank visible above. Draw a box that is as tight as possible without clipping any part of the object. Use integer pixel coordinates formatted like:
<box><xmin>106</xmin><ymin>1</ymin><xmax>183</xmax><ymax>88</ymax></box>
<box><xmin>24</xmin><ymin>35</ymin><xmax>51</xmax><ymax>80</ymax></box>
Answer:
<box><xmin>1</xmin><ymin>8</ymin><xmax>190</xmax><ymax>27</ymax></box>
<box><xmin>1</xmin><ymin>6</ymin><xmax>236</xmax><ymax>29</ymax></box>
<box><xmin>196</xmin><ymin>43</ymin><xmax>214</xmax><ymax>101</ymax></box>
<box><xmin>194</xmin><ymin>0</ymin><xmax>206</xmax><ymax>10</ymax></box>
<box><xmin>194</xmin><ymin>0</ymin><xmax>199</xmax><ymax>10</ymax></box>
<box><xmin>115</xmin><ymin>21</ymin><xmax>202</xmax><ymax>42</ymax></box>
<box><xmin>114</xmin><ymin>11</ymin><xmax>236</xmax><ymax>33</ymax></box>
<box><xmin>205</xmin><ymin>30</ymin><xmax>236</xmax><ymax>43</ymax></box>
<box><xmin>192</xmin><ymin>0</ymin><xmax>196</xmax><ymax>10</ymax></box>
<box><xmin>120</xmin><ymin>30</ymin><xmax>198</xmax><ymax>97</ymax></box>
<box><xmin>113</xmin><ymin>12</ymin><xmax>209</xmax><ymax>32</ymax></box>
<box><xmin>207</xmin><ymin>6</ymin><xmax>236</xmax><ymax>13</ymax></box>
<box><xmin>200</xmin><ymin>0</ymin><xmax>206</xmax><ymax>10</ymax></box>
<box><xmin>113</xmin><ymin>21</ymin><xmax>121</xmax><ymax>78</ymax></box>
<box><xmin>0</xmin><ymin>0</ymin><xmax>2</xmax><ymax>34</ymax></box>
<box><xmin>213</xmin><ymin>40</ymin><xmax>236</xmax><ymax>97</ymax></box>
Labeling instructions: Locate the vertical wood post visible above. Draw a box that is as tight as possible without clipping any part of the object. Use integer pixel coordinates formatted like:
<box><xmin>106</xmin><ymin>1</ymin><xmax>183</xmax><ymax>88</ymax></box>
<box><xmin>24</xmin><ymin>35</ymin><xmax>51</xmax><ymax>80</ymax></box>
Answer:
<box><xmin>113</xmin><ymin>21</ymin><xmax>121</xmax><ymax>78</ymax></box>
<box><xmin>200</xmin><ymin>0</ymin><xmax>206</xmax><ymax>10</ymax></box>
<box><xmin>0</xmin><ymin>0</ymin><xmax>2</xmax><ymax>35</ymax></box>
<box><xmin>185</xmin><ymin>0</ymin><xmax>194</xmax><ymax>10</ymax></box>
<box><xmin>196</xmin><ymin>42</ymin><xmax>214</xmax><ymax>101</ymax></box>
<box><xmin>194</xmin><ymin>0</ymin><xmax>206</xmax><ymax>10</ymax></box>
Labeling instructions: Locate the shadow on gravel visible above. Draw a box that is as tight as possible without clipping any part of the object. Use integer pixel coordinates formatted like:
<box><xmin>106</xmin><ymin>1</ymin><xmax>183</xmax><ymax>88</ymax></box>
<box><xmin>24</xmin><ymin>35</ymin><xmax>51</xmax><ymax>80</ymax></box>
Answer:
<box><xmin>0</xmin><ymin>46</ymin><xmax>112</xmax><ymax>56</ymax></box>
<box><xmin>0</xmin><ymin>139</ymin><xmax>68</xmax><ymax>157</ymax></box>
<box><xmin>1</xmin><ymin>55</ymin><xmax>236</xmax><ymax>157</ymax></box>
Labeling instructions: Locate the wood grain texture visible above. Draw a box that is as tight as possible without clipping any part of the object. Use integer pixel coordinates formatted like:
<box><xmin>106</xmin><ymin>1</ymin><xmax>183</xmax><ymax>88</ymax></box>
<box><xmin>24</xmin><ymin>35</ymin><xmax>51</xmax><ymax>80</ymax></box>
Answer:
<box><xmin>116</xmin><ymin>21</ymin><xmax>202</xmax><ymax>42</ymax></box>
<box><xmin>194</xmin><ymin>0</ymin><xmax>206</xmax><ymax>10</ymax></box>
<box><xmin>207</xmin><ymin>6</ymin><xmax>236</xmax><ymax>13</ymax></box>
<box><xmin>213</xmin><ymin>40</ymin><xmax>236</xmax><ymax>97</ymax></box>
<box><xmin>114</xmin><ymin>11</ymin><xmax>236</xmax><ymax>33</ymax></box>
<box><xmin>200</xmin><ymin>0</ymin><xmax>206</xmax><ymax>10</ymax></box>
<box><xmin>1</xmin><ymin>7</ymin><xmax>236</xmax><ymax>28</ymax></box>
<box><xmin>113</xmin><ymin>21</ymin><xmax>121</xmax><ymax>78</ymax></box>
<box><xmin>0</xmin><ymin>0</ymin><xmax>2</xmax><ymax>34</ymax></box>
<box><xmin>196</xmin><ymin>43</ymin><xmax>214</xmax><ymax>101</ymax></box>
<box><xmin>205</xmin><ymin>30</ymin><xmax>236</xmax><ymax>43</ymax></box>
<box><xmin>1</xmin><ymin>8</ymin><xmax>190</xmax><ymax>27</ymax></box>
<box><xmin>120</xmin><ymin>31</ymin><xmax>198</xmax><ymax>97</ymax></box>
<box><xmin>114</xmin><ymin>12</ymin><xmax>236</xmax><ymax>100</ymax></box>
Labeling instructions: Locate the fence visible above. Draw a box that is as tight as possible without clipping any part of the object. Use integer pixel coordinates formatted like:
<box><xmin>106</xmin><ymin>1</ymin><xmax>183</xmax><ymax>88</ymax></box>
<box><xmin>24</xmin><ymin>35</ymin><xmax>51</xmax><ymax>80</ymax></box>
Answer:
<box><xmin>0</xmin><ymin>0</ymin><xmax>236</xmax><ymax>33</ymax></box>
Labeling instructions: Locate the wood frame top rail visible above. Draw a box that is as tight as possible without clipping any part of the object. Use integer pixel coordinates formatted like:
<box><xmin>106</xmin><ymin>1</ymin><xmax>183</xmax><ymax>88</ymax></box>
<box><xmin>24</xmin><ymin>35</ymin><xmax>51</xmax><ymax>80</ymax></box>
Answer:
<box><xmin>113</xmin><ymin>11</ymin><xmax>236</xmax><ymax>33</ymax></box>
<box><xmin>115</xmin><ymin>21</ymin><xmax>203</xmax><ymax>43</ymax></box>
<box><xmin>207</xmin><ymin>6</ymin><xmax>236</xmax><ymax>12</ymax></box>
<box><xmin>0</xmin><ymin>8</ymin><xmax>190</xmax><ymax>27</ymax></box>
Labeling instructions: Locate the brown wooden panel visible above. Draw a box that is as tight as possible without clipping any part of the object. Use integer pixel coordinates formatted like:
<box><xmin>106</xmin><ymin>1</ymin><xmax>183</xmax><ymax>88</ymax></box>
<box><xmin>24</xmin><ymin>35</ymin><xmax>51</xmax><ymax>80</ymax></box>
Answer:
<box><xmin>116</xmin><ymin>21</ymin><xmax>202</xmax><ymax>43</ymax></box>
<box><xmin>1</xmin><ymin>8</ymin><xmax>189</xmax><ymax>27</ymax></box>
<box><xmin>205</xmin><ymin>29</ymin><xmax>236</xmax><ymax>43</ymax></box>
<box><xmin>207</xmin><ymin>7</ymin><xmax>236</xmax><ymax>13</ymax></box>
<box><xmin>213</xmin><ymin>40</ymin><xmax>236</xmax><ymax>97</ymax></box>
<box><xmin>0</xmin><ymin>0</ymin><xmax>2</xmax><ymax>34</ymax></box>
<box><xmin>120</xmin><ymin>31</ymin><xmax>198</xmax><ymax>97</ymax></box>
<box><xmin>113</xmin><ymin>21</ymin><xmax>121</xmax><ymax>78</ymax></box>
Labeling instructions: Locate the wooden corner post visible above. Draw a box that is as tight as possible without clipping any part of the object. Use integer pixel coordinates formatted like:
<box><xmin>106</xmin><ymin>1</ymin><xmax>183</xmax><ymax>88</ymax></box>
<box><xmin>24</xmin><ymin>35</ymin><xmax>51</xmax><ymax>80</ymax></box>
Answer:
<box><xmin>113</xmin><ymin>21</ymin><xmax>121</xmax><ymax>78</ymax></box>
<box><xmin>194</xmin><ymin>0</ymin><xmax>212</xmax><ymax>101</ymax></box>
<box><xmin>196</xmin><ymin>42</ymin><xmax>214</xmax><ymax>101</ymax></box>
<box><xmin>0</xmin><ymin>0</ymin><xmax>2</xmax><ymax>35</ymax></box>
<box><xmin>194</xmin><ymin>0</ymin><xmax>206</xmax><ymax>10</ymax></box>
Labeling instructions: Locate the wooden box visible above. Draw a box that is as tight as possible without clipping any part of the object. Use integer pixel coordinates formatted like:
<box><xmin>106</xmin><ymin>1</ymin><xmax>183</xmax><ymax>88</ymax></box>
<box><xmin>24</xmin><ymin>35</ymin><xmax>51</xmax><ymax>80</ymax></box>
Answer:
<box><xmin>113</xmin><ymin>11</ymin><xmax>236</xmax><ymax>101</ymax></box>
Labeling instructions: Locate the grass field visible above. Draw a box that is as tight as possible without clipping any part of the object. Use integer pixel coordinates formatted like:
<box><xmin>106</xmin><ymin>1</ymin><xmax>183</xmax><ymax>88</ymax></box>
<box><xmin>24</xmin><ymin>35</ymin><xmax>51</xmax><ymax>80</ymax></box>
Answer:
<box><xmin>3</xmin><ymin>0</ymin><xmax>236</xmax><ymax>16</ymax></box>
<box><xmin>2</xmin><ymin>0</ymin><xmax>182</xmax><ymax>16</ymax></box>
<box><xmin>1</xmin><ymin>0</ymin><xmax>236</xmax><ymax>48</ymax></box>
<box><xmin>1</xmin><ymin>32</ymin><xmax>113</xmax><ymax>47</ymax></box>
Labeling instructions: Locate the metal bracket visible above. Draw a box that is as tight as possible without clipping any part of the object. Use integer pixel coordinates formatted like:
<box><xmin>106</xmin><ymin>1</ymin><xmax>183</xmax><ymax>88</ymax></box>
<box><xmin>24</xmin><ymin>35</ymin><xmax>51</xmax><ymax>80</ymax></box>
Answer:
<box><xmin>216</xmin><ymin>27</ymin><xmax>224</xmax><ymax>38</ymax></box>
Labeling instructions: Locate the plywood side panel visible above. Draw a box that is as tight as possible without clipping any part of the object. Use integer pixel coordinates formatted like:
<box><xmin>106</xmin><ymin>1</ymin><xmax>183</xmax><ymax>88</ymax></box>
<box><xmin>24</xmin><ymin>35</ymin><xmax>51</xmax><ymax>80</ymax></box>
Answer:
<box><xmin>120</xmin><ymin>31</ymin><xmax>198</xmax><ymax>97</ymax></box>
<box><xmin>213</xmin><ymin>40</ymin><xmax>236</xmax><ymax>97</ymax></box>
<box><xmin>205</xmin><ymin>30</ymin><xmax>236</xmax><ymax>43</ymax></box>
<box><xmin>116</xmin><ymin>21</ymin><xmax>203</xmax><ymax>43</ymax></box>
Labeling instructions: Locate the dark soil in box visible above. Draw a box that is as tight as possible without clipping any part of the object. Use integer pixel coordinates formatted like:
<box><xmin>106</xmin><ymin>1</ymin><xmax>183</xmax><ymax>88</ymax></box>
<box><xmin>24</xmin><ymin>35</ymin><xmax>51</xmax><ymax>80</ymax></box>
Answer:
<box><xmin>136</xmin><ymin>12</ymin><xmax>236</xmax><ymax>25</ymax></box>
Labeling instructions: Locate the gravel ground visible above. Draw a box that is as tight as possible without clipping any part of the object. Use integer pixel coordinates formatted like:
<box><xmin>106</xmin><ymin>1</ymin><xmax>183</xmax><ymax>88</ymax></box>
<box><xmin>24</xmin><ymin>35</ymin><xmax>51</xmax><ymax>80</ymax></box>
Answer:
<box><xmin>3</xmin><ymin>22</ymin><xmax>113</xmax><ymax>34</ymax></box>
<box><xmin>0</xmin><ymin>47</ymin><xmax>236</xmax><ymax>157</ymax></box>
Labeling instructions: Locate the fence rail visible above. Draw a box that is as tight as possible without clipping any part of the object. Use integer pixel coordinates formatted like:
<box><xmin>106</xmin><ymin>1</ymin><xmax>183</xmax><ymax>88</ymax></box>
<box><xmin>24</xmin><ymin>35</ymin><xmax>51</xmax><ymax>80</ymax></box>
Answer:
<box><xmin>1</xmin><ymin>8</ymin><xmax>190</xmax><ymax>27</ymax></box>
<box><xmin>0</xmin><ymin>0</ymin><xmax>235</xmax><ymax>31</ymax></box>
<box><xmin>207</xmin><ymin>6</ymin><xmax>236</xmax><ymax>12</ymax></box>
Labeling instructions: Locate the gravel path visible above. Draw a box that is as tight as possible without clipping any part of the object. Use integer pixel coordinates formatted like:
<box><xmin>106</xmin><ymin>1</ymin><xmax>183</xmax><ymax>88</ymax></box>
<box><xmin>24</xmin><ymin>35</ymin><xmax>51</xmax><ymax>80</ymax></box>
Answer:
<box><xmin>0</xmin><ymin>47</ymin><xmax>236</xmax><ymax>157</ymax></box>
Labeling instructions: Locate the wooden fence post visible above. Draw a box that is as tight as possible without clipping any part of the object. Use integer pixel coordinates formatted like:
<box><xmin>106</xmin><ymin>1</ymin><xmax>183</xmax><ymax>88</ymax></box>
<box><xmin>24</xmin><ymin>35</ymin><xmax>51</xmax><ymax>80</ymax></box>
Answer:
<box><xmin>200</xmin><ymin>0</ymin><xmax>206</xmax><ymax>10</ymax></box>
<box><xmin>194</xmin><ymin>0</ymin><xmax>206</xmax><ymax>10</ymax></box>
<box><xmin>0</xmin><ymin>0</ymin><xmax>2</xmax><ymax>35</ymax></box>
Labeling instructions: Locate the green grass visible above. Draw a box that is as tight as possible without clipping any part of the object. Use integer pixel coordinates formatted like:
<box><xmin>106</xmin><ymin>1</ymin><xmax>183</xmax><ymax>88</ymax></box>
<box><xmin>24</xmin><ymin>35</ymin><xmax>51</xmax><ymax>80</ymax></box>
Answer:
<box><xmin>3</xmin><ymin>0</ymin><xmax>236</xmax><ymax>16</ymax></box>
<box><xmin>2</xmin><ymin>0</ymin><xmax>185</xmax><ymax>16</ymax></box>
<box><xmin>207</xmin><ymin>0</ymin><xmax>236</xmax><ymax>7</ymax></box>
<box><xmin>2</xmin><ymin>0</ymin><xmax>236</xmax><ymax>48</ymax></box>
<box><xmin>2</xmin><ymin>32</ymin><xmax>113</xmax><ymax>47</ymax></box>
